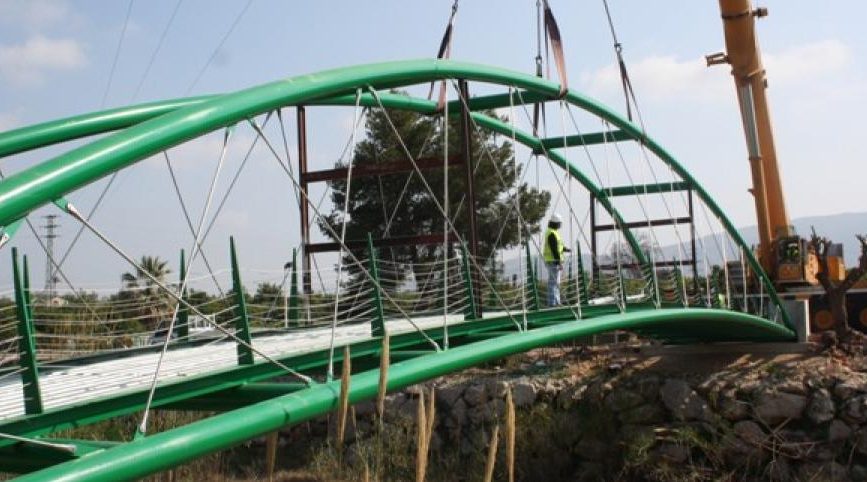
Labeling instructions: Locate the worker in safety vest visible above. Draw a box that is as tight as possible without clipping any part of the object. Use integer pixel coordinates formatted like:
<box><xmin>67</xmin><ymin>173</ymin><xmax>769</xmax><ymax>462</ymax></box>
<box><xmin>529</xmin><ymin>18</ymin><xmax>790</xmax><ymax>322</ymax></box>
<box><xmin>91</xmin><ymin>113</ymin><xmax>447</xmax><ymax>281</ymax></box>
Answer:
<box><xmin>543</xmin><ymin>213</ymin><xmax>571</xmax><ymax>307</ymax></box>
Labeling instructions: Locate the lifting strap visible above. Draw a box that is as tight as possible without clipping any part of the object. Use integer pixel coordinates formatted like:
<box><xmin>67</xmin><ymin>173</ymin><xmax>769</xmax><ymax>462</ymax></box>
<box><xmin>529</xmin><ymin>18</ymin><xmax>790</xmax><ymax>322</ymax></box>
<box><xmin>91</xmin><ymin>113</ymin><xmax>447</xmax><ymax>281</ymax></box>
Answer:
<box><xmin>543</xmin><ymin>0</ymin><xmax>569</xmax><ymax>97</ymax></box>
<box><xmin>602</xmin><ymin>0</ymin><xmax>638</xmax><ymax>122</ymax></box>
<box><xmin>428</xmin><ymin>0</ymin><xmax>459</xmax><ymax>112</ymax></box>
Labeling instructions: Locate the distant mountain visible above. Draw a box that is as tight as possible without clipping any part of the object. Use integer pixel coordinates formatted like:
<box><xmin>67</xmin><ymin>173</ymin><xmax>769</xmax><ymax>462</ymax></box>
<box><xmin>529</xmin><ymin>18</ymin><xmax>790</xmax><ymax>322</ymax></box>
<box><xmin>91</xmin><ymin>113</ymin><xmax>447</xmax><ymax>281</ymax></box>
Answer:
<box><xmin>738</xmin><ymin>211</ymin><xmax>867</xmax><ymax>266</ymax></box>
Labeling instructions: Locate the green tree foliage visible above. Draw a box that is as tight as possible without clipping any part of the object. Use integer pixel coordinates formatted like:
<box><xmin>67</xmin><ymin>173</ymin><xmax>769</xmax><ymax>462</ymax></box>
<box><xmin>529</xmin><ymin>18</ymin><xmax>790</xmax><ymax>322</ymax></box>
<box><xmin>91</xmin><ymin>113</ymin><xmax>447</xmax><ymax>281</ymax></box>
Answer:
<box><xmin>119</xmin><ymin>256</ymin><xmax>172</xmax><ymax>331</ymax></box>
<box><xmin>320</xmin><ymin>96</ymin><xmax>550</xmax><ymax>285</ymax></box>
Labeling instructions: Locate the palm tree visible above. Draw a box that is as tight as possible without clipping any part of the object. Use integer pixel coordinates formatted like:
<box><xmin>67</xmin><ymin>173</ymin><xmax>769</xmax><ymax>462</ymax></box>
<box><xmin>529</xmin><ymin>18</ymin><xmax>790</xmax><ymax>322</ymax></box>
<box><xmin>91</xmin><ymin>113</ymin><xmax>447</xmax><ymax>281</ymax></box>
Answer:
<box><xmin>120</xmin><ymin>256</ymin><xmax>172</xmax><ymax>331</ymax></box>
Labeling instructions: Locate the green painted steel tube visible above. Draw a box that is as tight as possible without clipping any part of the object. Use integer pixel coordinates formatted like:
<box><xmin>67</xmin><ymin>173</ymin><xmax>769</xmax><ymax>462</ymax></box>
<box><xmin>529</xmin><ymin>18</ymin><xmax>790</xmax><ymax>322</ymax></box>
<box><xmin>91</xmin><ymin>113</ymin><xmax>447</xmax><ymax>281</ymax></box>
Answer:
<box><xmin>0</xmin><ymin>59</ymin><xmax>784</xmax><ymax>328</ymax></box>
<box><xmin>176</xmin><ymin>249</ymin><xmax>189</xmax><ymax>340</ymax></box>
<box><xmin>603</xmin><ymin>181</ymin><xmax>690</xmax><ymax>197</ymax></box>
<box><xmin>366</xmin><ymin>234</ymin><xmax>385</xmax><ymax>337</ymax></box>
<box><xmin>229</xmin><ymin>237</ymin><xmax>253</xmax><ymax>365</ymax></box>
<box><xmin>12</xmin><ymin>249</ymin><xmax>42</xmax><ymax>414</ymax></box>
<box><xmin>538</xmin><ymin>129</ymin><xmax>632</xmax><ymax>151</ymax></box>
<box><xmin>0</xmin><ymin>97</ymin><xmax>210</xmax><ymax>159</ymax></box>
<box><xmin>17</xmin><ymin>308</ymin><xmax>792</xmax><ymax>482</ymax></box>
<box><xmin>525</xmin><ymin>242</ymin><xmax>540</xmax><ymax>310</ymax></box>
<box><xmin>460</xmin><ymin>243</ymin><xmax>477</xmax><ymax>319</ymax></box>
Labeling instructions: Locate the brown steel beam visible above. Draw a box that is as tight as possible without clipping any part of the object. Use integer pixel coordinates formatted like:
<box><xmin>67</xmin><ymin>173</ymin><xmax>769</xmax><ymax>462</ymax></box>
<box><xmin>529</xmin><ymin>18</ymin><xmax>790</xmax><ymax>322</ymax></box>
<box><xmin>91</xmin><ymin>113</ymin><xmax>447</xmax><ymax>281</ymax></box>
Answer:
<box><xmin>594</xmin><ymin>217</ymin><xmax>693</xmax><ymax>232</ymax></box>
<box><xmin>297</xmin><ymin>106</ymin><xmax>312</xmax><ymax>294</ymax></box>
<box><xmin>305</xmin><ymin>233</ymin><xmax>459</xmax><ymax>254</ymax></box>
<box><xmin>458</xmin><ymin>79</ymin><xmax>481</xmax><ymax>317</ymax></box>
<box><xmin>302</xmin><ymin>155</ymin><xmax>463</xmax><ymax>184</ymax></box>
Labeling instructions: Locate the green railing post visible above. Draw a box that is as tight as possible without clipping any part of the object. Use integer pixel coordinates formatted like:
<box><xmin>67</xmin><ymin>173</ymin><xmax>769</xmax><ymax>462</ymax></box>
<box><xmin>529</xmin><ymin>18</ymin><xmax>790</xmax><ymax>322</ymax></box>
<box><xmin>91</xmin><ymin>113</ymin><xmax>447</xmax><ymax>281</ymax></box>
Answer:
<box><xmin>673</xmin><ymin>268</ymin><xmax>687</xmax><ymax>307</ymax></box>
<box><xmin>487</xmin><ymin>255</ymin><xmax>497</xmax><ymax>310</ymax></box>
<box><xmin>176</xmin><ymin>249</ymin><xmax>189</xmax><ymax>340</ymax></box>
<box><xmin>367</xmin><ymin>234</ymin><xmax>385</xmax><ymax>337</ymax></box>
<box><xmin>575</xmin><ymin>241</ymin><xmax>589</xmax><ymax>305</ymax></box>
<box><xmin>460</xmin><ymin>244</ymin><xmax>478</xmax><ymax>320</ymax></box>
<box><xmin>567</xmin><ymin>261</ymin><xmax>576</xmax><ymax>305</ymax></box>
<box><xmin>525</xmin><ymin>242</ymin><xmax>540</xmax><ymax>310</ymax></box>
<box><xmin>229</xmin><ymin>237</ymin><xmax>254</xmax><ymax>365</ymax></box>
<box><xmin>288</xmin><ymin>248</ymin><xmax>300</xmax><ymax>327</ymax></box>
<box><xmin>12</xmin><ymin>248</ymin><xmax>42</xmax><ymax>414</ymax></box>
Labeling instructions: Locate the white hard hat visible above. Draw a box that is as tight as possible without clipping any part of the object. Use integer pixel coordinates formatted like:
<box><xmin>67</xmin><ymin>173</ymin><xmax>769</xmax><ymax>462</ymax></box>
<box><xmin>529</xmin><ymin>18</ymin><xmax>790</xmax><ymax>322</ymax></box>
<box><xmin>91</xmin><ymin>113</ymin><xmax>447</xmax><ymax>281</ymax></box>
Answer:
<box><xmin>550</xmin><ymin>213</ymin><xmax>563</xmax><ymax>223</ymax></box>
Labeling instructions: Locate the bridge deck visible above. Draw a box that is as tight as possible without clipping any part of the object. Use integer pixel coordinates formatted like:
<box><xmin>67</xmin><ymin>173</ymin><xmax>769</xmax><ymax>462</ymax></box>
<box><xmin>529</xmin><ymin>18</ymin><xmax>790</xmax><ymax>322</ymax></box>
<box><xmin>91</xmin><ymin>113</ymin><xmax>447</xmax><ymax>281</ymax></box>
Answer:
<box><xmin>0</xmin><ymin>312</ymin><xmax>480</xmax><ymax>422</ymax></box>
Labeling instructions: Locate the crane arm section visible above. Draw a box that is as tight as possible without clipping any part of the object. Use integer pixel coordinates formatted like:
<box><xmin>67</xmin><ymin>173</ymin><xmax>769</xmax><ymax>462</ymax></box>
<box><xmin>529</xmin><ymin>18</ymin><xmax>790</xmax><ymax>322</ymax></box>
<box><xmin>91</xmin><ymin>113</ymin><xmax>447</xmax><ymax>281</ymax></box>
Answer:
<box><xmin>714</xmin><ymin>0</ymin><xmax>792</xmax><ymax>271</ymax></box>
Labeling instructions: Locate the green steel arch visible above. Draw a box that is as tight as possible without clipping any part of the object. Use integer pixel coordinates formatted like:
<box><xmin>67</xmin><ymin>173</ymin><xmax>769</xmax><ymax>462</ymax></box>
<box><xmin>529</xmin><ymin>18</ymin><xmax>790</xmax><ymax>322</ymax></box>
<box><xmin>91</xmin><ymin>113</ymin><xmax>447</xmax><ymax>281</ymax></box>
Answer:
<box><xmin>0</xmin><ymin>91</ymin><xmax>647</xmax><ymax>265</ymax></box>
<box><xmin>16</xmin><ymin>308</ymin><xmax>794</xmax><ymax>482</ymax></box>
<box><xmin>0</xmin><ymin>58</ymin><xmax>787</xmax><ymax>326</ymax></box>
<box><xmin>0</xmin><ymin>59</ymin><xmax>799</xmax><ymax>480</ymax></box>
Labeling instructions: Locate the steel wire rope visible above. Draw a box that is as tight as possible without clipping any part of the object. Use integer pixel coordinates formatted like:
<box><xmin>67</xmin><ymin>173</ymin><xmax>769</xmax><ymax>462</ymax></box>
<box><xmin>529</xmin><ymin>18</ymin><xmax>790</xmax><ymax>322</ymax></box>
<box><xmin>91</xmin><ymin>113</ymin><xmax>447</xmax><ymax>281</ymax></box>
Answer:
<box><xmin>184</xmin><ymin>0</ymin><xmax>253</xmax><ymax>95</ymax></box>
<box><xmin>138</xmin><ymin>127</ymin><xmax>235</xmax><ymax>435</ymax></box>
<box><xmin>511</xmin><ymin>91</ymin><xmax>615</xmax><ymax>302</ymax></box>
<box><xmin>368</xmin><ymin>86</ymin><xmax>523</xmax><ymax>329</ymax></box>
<box><xmin>0</xmin><ymin>168</ymin><xmax>103</xmax><ymax>322</ymax></box>
<box><xmin>245</xmin><ymin>114</ymin><xmax>441</xmax><ymax>350</ymax></box>
<box><xmin>442</xmin><ymin>98</ymin><xmax>450</xmax><ymax>347</ymax></box>
<box><xmin>164</xmin><ymin>151</ymin><xmax>225</xmax><ymax>295</ymax></box>
<box><xmin>130</xmin><ymin>0</ymin><xmax>184</xmax><ymax>102</ymax></box>
<box><xmin>54</xmin><ymin>199</ymin><xmax>314</xmax><ymax>407</ymax></box>
<box><xmin>100</xmin><ymin>0</ymin><xmax>135</xmax><ymax>109</ymax></box>
<box><xmin>510</xmin><ymin>87</ymin><xmax>531</xmax><ymax>328</ymax></box>
<box><xmin>329</xmin><ymin>89</ymin><xmax>362</xmax><ymax>382</ymax></box>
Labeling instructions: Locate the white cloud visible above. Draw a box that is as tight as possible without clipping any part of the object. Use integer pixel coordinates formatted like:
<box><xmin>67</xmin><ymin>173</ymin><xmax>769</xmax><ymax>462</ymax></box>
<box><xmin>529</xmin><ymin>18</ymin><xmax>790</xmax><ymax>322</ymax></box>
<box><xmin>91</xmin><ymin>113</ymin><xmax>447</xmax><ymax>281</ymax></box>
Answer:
<box><xmin>764</xmin><ymin>39</ymin><xmax>851</xmax><ymax>85</ymax></box>
<box><xmin>580</xmin><ymin>39</ymin><xmax>853</xmax><ymax>103</ymax></box>
<box><xmin>0</xmin><ymin>0</ymin><xmax>74</xmax><ymax>31</ymax></box>
<box><xmin>0</xmin><ymin>36</ymin><xmax>87</xmax><ymax>86</ymax></box>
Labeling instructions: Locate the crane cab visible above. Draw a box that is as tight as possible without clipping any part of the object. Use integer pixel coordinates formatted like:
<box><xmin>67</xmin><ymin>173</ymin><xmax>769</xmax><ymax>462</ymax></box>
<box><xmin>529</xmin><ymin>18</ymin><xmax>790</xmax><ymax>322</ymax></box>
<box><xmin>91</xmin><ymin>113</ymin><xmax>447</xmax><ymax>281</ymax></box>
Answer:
<box><xmin>775</xmin><ymin>236</ymin><xmax>819</xmax><ymax>285</ymax></box>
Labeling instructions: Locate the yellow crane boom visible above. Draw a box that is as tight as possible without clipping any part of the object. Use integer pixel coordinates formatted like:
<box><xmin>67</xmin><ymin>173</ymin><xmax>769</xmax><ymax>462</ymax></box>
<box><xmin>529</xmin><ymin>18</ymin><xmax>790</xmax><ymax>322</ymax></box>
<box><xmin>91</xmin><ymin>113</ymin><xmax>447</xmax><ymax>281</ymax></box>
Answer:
<box><xmin>709</xmin><ymin>0</ymin><xmax>793</xmax><ymax>273</ymax></box>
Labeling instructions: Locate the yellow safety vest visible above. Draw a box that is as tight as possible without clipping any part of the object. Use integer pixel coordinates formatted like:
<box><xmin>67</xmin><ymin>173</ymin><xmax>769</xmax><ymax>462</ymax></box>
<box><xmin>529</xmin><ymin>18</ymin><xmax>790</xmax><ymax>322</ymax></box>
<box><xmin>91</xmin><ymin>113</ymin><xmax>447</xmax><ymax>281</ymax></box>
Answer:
<box><xmin>542</xmin><ymin>227</ymin><xmax>565</xmax><ymax>263</ymax></box>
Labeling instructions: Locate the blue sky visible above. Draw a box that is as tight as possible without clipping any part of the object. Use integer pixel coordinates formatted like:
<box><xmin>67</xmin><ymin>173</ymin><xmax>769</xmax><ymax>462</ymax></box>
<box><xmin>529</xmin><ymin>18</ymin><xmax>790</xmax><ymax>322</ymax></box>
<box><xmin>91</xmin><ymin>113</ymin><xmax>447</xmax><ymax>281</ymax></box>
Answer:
<box><xmin>0</xmin><ymin>0</ymin><xmax>865</xmax><ymax>291</ymax></box>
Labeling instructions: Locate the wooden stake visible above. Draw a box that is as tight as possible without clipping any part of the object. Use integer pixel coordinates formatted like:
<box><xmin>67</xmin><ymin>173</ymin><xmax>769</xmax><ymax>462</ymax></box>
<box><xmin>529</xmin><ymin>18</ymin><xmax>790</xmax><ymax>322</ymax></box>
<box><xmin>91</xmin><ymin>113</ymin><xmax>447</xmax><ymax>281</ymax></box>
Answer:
<box><xmin>265</xmin><ymin>431</ymin><xmax>278</xmax><ymax>481</ymax></box>
<box><xmin>505</xmin><ymin>386</ymin><xmax>516</xmax><ymax>482</ymax></box>
<box><xmin>424</xmin><ymin>385</ymin><xmax>436</xmax><ymax>453</ymax></box>
<box><xmin>483</xmin><ymin>425</ymin><xmax>500</xmax><ymax>482</ymax></box>
<box><xmin>376</xmin><ymin>334</ymin><xmax>390</xmax><ymax>428</ymax></box>
<box><xmin>416</xmin><ymin>390</ymin><xmax>428</xmax><ymax>482</ymax></box>
<box><xmin>336</xmin><ymin>345</ymin><xmax>351</xmax><ymax>449</ymax></box>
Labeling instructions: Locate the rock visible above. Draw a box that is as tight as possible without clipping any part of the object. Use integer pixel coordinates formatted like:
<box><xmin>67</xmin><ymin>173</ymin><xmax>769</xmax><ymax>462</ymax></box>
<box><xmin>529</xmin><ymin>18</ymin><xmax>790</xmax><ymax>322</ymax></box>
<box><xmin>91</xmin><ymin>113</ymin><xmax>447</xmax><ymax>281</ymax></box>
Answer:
<box><xmin>463</xmin><ymin>383</ymin><xmax>487</xmax><ymax>407</ymax></box>
<box><xmin>446</xmin><ymin>398</ymin><xmax>467</xmax><ymax>428</ymax></box>
<box><xmin>856</xmin><ymin>430</ymin><xmax>867</xmax><ymax>456</ymax></box>
<box><xmin>802</xmin><ymin>462</ymin><xmax>851</xmax><ymax>482</ymax></box>
<box><xmin>806</xmin><ymin>388</ymin><xmax>835</xmax><ymax>424</ymax></box>
<box><xmin>557</xmin><ymin>384</ymin><xmax>586</xmax><ymax>409</ymax></box>
<box><xmin>575</xmin><ymin>436</ymin><xmax>610</xmax><ymax>459</ymax></box>
<box><xmin>511</xmin><ymin>381</ymin><xmax>537</xmax><ymax>408</ymax></box>
<box><xmin>436</xmin><ymin>384</ymin><xmax>464</xmax><ymax>408</ymax></box>
<box><xmin>718</xmin><ymin>396</ymin><xmax>750</xmax><ymax>421</ymax></box>
<box><xmin>843</xmin><ymin>395</ymin><xmax>867</xmax><ymax>424</ymax></box>
<box><xmin>485</xmin><ymin>379</ymin><xmax>509</xmax><ymax>399</ymax></box>
<box><xmin>354</xmin><ymin>400</ymin><xmax>375</xmax><ymax>417</ymax></box>
<box><xmin>656</xmin><ymin>443</ymin><xmax>689</xmax><ymax>464</ymax></box>
<box><xmin>851</xmin><ymin>464</ymin><xmax>867</xmax><ymax>481</ymax></box>
<box><xmin>753</xmin><ymin>390</ymin><xmax>806</xmax><ymax>425</ymax></box>
<box><xmin>604</xmin><ymin>388</ymin><xmax>644</xmax><ymax>412</ymax></box>
<box><xmin>829</xmin><ymin>419</ymin><xmax>853</xmax><ymax>442</ymax></box>
<box><xmin>764</xmin><ymin>458</ymin><xmax>794</xmax><ymax>482</ymax></box>
<box><xmin>660</xmin><ymin>379</ymin><xmax>713</xmax><ymax>421</ymax></box>
<box><xmin>619</xmin><ymin>403</ymin><xmax>665</xmax><ymax>425</ymax></box>
<box><xmin>775</xmin><ymin>379</ymin><xmax>807</xmax><ymax>396</ymax></box>
<box><xmin>834</xmin><ymin>373</ymin><xmax>867</xmax><ymax>400</ymax></box>
<box><xmin>634</xmin><ymin>375</ymin><xmax>660</xmax><ymax>401</ymax></box>
<box><xmin>733</xmin><ymin>420</ymin><xmax>765</xmax><ymax>445</ymax></box>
